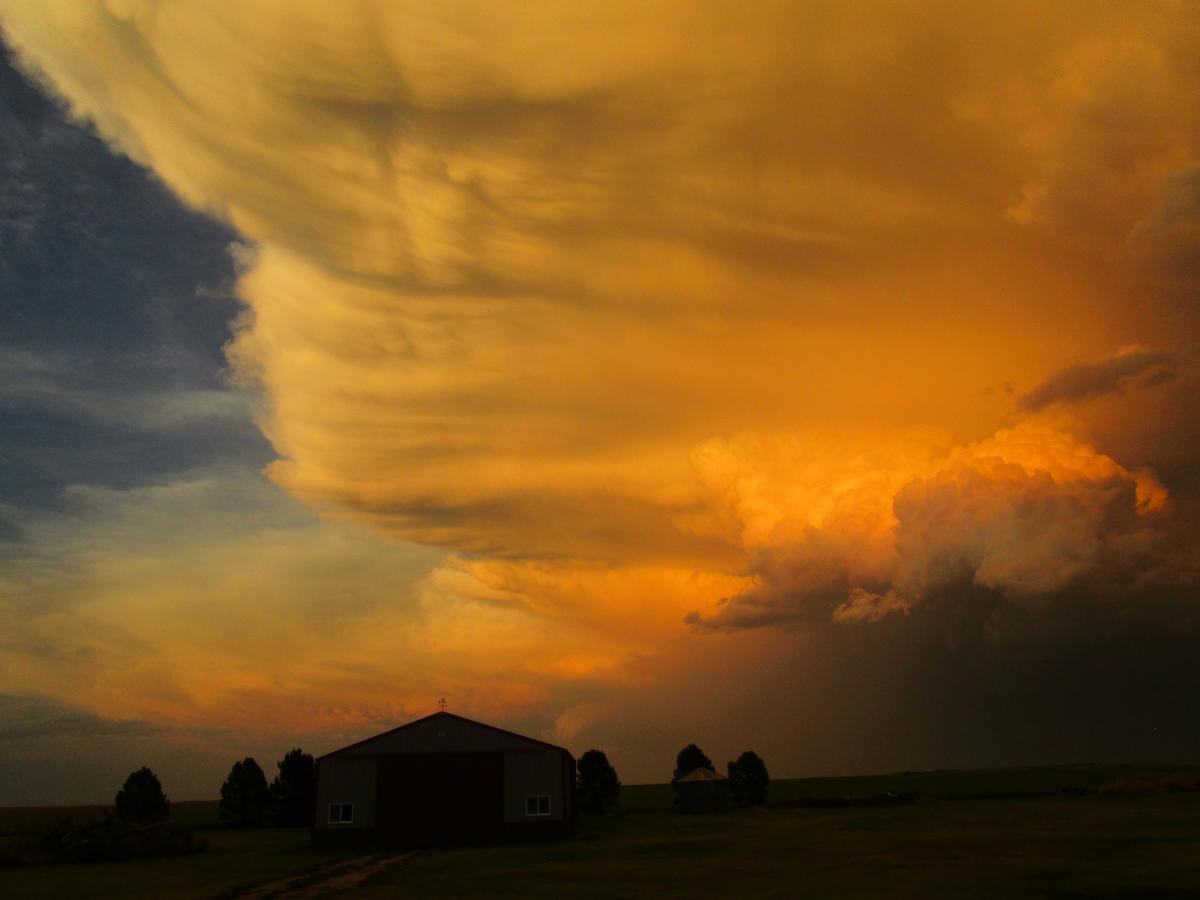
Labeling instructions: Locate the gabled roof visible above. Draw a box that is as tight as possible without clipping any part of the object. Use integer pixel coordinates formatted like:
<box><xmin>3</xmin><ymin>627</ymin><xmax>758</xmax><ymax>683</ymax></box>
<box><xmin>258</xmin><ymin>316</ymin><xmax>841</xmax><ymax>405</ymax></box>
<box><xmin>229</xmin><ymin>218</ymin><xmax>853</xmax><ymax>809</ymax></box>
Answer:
<box><xmin>316</xmin><ymin>710</ymin><xmax>573</xmax><ymax>760</ymax></box>
<box><xmin>677</xmin><ymin>766</ymin><xmax>727</xmax><ymax>782</ymax></box>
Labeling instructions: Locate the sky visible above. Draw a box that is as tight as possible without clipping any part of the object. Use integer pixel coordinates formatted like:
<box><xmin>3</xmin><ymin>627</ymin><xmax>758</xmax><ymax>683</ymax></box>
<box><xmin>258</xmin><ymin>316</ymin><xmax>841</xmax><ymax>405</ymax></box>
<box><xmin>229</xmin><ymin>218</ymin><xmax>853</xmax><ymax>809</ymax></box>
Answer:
<box><xmin>0</xmin><ymin>1</ymin><xmax>1198</xmax><ymax>804</ymax></box>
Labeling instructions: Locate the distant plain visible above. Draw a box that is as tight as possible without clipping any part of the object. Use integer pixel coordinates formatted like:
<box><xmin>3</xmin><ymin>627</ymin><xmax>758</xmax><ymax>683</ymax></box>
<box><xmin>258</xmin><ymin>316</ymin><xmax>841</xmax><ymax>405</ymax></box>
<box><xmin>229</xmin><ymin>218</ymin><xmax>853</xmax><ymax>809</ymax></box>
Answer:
<box><xmin>4</xmin><ymin>765</ymin><xmax>1200</xmax><ymax>899</ymax></box>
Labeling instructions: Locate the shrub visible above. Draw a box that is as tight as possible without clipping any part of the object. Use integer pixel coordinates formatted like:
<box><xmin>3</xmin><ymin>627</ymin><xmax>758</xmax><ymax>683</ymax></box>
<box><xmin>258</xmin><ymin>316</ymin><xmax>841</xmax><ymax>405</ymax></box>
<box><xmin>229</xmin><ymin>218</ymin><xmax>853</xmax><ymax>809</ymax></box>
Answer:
<box><xmin>39</xmin><ymin>816</ymin><xmax>206</xmax><ymax>864</ymax></box>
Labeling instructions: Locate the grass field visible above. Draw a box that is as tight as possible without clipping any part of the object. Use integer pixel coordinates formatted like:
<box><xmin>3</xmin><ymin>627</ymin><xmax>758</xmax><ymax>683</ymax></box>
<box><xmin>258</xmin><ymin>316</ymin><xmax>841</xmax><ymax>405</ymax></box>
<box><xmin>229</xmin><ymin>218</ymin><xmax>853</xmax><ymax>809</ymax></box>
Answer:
<box><xmin>3</xmin><ymin>765</ymin><xmax>1200</xmax><ymax>899</ymax></box>
<box><xmin>362</xmin><ymin>793</ymin><xmax>1200</xmax><ymax>899</ymax></box>
<box><xmin>0</xmin><ymin>803</ymin><xmax>354</xmax><ymax>900</ymax></box>
<box><xmin>619</xmin><ymin>762</ymin><xmax>1200</xmax><ymax>811</ymax></box>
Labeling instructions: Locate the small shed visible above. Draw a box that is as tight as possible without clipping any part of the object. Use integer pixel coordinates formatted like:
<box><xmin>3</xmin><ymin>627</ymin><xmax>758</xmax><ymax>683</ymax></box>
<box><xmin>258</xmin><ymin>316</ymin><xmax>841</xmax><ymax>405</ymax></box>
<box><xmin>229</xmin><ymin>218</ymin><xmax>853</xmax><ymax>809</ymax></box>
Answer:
<box><xmin>674</xmin><ymin>767</ymin><xmax>733</xmax><ymax>813</ymax></box>
<box><xmin>312</xmin><ymin>711</ymin><xmax>576</xmax><ymax>848</ymax></box>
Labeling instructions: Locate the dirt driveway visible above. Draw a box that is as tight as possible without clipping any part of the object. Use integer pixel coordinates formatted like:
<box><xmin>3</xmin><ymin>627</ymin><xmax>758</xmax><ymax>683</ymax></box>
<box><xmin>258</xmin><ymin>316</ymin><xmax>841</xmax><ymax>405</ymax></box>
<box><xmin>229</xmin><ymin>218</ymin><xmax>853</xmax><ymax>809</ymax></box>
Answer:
<box><xmin>224</xmin><ymin>851</ymin><xmax>417</xmax><ymax>899</ymax></box>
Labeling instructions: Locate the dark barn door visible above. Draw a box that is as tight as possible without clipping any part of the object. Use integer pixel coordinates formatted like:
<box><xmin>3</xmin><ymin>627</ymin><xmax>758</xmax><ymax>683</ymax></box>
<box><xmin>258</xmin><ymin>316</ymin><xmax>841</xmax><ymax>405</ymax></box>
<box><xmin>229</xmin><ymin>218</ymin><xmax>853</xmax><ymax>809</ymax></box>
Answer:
<box><xmin>376</xmin><ymin>752</ymin><xmax>504</xmax><ymax>846</ymax></box>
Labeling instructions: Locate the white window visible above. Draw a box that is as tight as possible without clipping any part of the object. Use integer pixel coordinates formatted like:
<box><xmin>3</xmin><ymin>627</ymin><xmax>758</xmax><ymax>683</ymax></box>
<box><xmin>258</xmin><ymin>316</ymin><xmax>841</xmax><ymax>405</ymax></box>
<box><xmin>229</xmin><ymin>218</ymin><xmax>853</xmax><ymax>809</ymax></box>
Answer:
<box><xmin>328</xmin><ymin>802</ymin><xmax>354</xmax><ymax>824</ymax></box>
<box><xmin>525</xmin><ymin>795</ymin><xmax>551</xmax><ymax>817</ymax></box>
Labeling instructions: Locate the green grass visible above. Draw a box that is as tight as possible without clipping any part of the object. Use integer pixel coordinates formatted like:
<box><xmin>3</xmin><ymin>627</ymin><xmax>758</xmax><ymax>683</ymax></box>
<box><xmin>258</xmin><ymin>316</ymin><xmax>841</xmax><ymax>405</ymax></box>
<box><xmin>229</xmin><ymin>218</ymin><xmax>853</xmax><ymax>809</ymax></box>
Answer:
<box><xmin>4</xmin><ymin>766</ymin><xmax>1200</xmax><ymax>899</ymax></box>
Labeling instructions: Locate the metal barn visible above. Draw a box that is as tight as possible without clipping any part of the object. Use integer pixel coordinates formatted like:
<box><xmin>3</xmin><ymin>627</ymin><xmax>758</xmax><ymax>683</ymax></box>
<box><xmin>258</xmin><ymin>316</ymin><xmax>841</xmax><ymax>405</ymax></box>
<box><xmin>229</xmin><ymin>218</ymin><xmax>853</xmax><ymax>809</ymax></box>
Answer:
<box><xmin>312</xmin><ymin>711</ymin><xmax>576</xmax><ymax>847</ymax></box>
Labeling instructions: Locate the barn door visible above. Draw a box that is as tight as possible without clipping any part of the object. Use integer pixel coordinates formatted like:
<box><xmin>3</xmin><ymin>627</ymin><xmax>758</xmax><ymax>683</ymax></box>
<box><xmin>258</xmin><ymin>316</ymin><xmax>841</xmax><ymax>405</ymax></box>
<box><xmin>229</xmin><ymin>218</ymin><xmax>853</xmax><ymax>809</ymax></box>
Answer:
<box><xmin>376</xmin><ymin>753</ymin><xmax>504</xmax><ymax>846</ymax></box>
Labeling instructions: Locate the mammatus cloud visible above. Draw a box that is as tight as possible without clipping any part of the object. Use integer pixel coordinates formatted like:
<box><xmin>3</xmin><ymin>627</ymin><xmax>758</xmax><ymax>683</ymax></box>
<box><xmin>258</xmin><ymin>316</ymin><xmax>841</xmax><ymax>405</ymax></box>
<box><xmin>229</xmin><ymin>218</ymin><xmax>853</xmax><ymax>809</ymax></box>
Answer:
<box><xmin>1017</xmin><ymin>345</ymin><xmax>1174</xmax><ymax>411</ymax></box>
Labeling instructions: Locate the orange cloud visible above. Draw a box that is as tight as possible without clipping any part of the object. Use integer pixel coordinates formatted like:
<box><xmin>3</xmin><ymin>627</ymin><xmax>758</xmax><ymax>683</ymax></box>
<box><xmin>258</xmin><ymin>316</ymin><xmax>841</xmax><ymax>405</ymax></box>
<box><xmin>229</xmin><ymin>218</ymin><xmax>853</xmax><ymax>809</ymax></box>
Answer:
<box><xmin>686</xmin><ymin>423</ymin><xmax>1180</xmax><ymax>630</ymax></box>
<box><xmin>2</xmin><ymin>1</ymin><xmax>1198</xmax><ymax>779</ymax></box>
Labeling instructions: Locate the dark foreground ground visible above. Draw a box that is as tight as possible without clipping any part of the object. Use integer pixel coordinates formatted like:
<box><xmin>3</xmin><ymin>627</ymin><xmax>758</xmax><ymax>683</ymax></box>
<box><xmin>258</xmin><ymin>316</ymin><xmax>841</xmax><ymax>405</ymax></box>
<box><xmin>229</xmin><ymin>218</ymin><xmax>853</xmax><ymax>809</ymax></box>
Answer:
<box><xmin>3</xmin><ymin>765</ymin><xmax>1200</xmax><ymax>899</ymax></box>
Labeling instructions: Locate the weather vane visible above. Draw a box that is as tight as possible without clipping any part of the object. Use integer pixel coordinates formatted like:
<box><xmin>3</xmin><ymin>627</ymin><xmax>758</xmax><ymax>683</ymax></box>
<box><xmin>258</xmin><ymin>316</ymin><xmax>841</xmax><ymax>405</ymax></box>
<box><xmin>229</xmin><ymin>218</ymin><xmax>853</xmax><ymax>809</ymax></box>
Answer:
<box><xmin>438</xmin><ymin>697</ymin><xmax>447</xmax><ymax>712</ymax></box>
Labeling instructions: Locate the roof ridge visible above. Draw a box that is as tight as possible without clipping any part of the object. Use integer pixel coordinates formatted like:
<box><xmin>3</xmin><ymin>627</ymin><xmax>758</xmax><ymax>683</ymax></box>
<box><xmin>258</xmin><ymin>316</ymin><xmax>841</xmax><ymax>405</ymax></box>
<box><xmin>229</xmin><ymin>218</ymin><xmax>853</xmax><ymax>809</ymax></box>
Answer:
<box><xmin>316</xmin><ymin>710</ymin><xmax>572</xmax><ymax>760</ymax></box>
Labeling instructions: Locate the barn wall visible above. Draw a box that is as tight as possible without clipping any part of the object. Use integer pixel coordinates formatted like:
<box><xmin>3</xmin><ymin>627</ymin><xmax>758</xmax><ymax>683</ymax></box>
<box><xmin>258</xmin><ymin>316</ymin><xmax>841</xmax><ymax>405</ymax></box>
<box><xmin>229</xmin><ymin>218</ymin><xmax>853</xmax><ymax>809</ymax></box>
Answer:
<box><xmin>342</xmin><ymin>715</ymin><xmax>539</xmax><ymax>756</ymax></box>
<box><xmin>503</xmin><ymin>749</ymin><xmax>566</xmax><ymax>823</ymax></box>
<box><xmin>562</xmin><ymin>751</ymin><xmax>575</xmax><ymax>820</ymax></box>
<box><xmin>675</xmin><ymin>780</ymin><xmax>733</xmax><ymax>813</ymax></box>
<box><xmin>314</xmin><ymin>713</ymin><xmax>576</xmax><ymax>845</ymax></box>
<box><xmin>313</xmin><ymin>756</ymin><xmax>378</xmax><ymax>830</ymax></box>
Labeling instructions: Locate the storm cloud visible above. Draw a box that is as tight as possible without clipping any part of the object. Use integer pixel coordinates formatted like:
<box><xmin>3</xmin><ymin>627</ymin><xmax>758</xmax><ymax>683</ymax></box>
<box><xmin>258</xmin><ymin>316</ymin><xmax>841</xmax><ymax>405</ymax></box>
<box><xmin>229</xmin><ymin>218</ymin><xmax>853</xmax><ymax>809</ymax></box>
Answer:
<box><xmin>685</xmin><ymin>423</ymin><xmax>1182</xmax><ymax>632</ymax></box>
<box><xmin>1017</xmin><ymin>346</ymin><xmax>1175</xmax><ymax>411</ymax></box>
<box><xmin>1</xmin><ymin>2</ymin><xmax>1199</xmax><ymax>790</ymax></box>
<box><xmin>0</xmin><ymin>694</ymin><xmax>160</xmax><ymax>742</ymax></box>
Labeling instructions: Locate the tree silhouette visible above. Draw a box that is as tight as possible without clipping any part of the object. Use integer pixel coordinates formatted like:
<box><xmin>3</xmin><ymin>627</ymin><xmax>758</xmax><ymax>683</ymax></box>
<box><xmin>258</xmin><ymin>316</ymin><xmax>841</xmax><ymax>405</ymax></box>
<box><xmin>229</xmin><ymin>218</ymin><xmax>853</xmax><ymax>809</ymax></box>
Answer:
<box><xmin>219</xmin><ymin>757</ymin><xmax>269</xmax><ymax>827</ymax></box>
<box><xmin>269</xmin><ymin>748</ymin><xmax>316</xmax><ymax>826</ymax></box>
<box><xmin>577</xmin><ymin>749</ymin><xmax>621</xmax><ymax>814</ymax></box>
<box><xmin>672</xmin><ymin>743</ymin><xmax>714</xmax><ymax>784</ymax></box>
<box><xmin>114</xmin><ymin>766</ymin><xmax>170</xmax><ymax>823</ymax></box>
<box><xmin>727</xmin><ymin>750</ymin><xmax>770</xmax><ymax>806</ymax></box>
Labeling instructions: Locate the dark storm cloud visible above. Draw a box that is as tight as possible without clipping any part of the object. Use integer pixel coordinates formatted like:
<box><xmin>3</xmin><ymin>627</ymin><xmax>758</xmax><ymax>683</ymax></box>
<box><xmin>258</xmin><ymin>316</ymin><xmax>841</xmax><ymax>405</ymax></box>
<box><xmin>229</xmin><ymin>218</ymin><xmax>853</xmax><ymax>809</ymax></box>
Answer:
<box><xmin>0</xmin><ymin>37</ymin><xmax>271</xmax><ymax>511</ymax></box>
<box><xmin>0</xmin><ymin>693</ymin><xmax>245</xmax><ymax>804</ymax></box>
<box><xmin>2</xmin><ymin>1</ymin><xmax>1199</xmax><ymax>793</ymax></box>
<box><xmin>676</xmin><ymin>436</ymin><xmax>1200</xmax><ymax>766</ymax></box>
<box><xmin>684</xmin><ymin>537</ymin><xmax>855</xmax><ymax>632</ymax></box>
<box><xmin>592</xmin><ymin>578</ymin><xmax>1200</xmax><ymax>781</ymax></box>
<box><xmin>804</xmin><ymin>584</ymin><xmax>1200</xmax><ymax>770</ymax></box>
<box><xmin>1017</xmin><ymin>346</ymin><xmax>1174</xmax><ymax>412</ymax></box>
<box><xmin>0</xmin><ymin>693</ymin><xmax>161</xmax><ymax>741</ymax></box>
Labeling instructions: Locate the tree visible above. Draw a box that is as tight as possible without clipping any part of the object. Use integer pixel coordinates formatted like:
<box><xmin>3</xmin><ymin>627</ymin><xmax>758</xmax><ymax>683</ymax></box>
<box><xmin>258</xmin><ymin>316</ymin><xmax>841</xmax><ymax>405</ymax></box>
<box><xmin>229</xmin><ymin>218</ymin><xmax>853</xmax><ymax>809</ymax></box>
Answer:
<box><xmin>672</xmin><ymin>743</ymin><xmax>714</xmax><ymax>784</ymax></box>
<box><xmin>269</xmin><ymin>748</ymin><xmax>316</xmax><ymax>826</ymax></box>
<box><xmin>114</xmin><ymin>766</ymin><xmax>170</xmax><ymax>823</ymax></box>
<box><xmin>219</xmin><ymin>757</ymin><xmax>269</xmax><ymax>827</ymax></box>
<box><xmin>577</xmin><ymin>749</ymin><xmax>620</xmax><ymax>814</ymax></box>
<box><xmin>727</xmin><ymin>750</ymin><xmax>770</xmax><ymax>807</ymax></box>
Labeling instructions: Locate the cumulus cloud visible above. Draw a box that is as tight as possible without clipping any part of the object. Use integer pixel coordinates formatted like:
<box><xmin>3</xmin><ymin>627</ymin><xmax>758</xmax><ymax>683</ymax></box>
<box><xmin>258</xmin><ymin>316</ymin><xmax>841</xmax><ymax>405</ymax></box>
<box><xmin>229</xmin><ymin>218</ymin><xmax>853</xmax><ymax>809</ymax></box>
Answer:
<box><xmin>686</xmin><ymin>424</ymin><xmax>1179</xmax><ymax>631</ymax></box>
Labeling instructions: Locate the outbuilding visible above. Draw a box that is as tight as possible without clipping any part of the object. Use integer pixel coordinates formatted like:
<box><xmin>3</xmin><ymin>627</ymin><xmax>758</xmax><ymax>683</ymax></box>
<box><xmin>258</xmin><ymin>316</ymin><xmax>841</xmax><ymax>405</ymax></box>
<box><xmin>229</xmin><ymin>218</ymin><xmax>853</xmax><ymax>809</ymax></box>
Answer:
<box><xmin>312</xmin><ymin>710</ymin><xmax>576</xmax><ymax>848</ymax></box>
<box><xmin>674</xmin><ymin>767</ymin><xmax>733</xmax><ymax>813</ymax></box>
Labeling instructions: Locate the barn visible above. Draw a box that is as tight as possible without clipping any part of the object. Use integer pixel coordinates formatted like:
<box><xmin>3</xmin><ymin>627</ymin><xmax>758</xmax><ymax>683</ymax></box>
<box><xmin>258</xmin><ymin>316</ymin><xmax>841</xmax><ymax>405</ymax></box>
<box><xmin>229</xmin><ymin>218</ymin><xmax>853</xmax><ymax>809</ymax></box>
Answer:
<box><xmin>311</xmin><ymin>710</ymin><xmax>576</xmax><ymax>848</ymax></box>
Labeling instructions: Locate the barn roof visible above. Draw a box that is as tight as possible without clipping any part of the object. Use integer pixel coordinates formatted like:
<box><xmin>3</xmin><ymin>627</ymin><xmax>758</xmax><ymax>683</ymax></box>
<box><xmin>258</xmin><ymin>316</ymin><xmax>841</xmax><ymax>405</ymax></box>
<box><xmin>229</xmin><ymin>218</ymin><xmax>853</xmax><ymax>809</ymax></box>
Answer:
<box><xmin>677</xmin><ymin>766</ymin><xmax>727</xmax><ymax>782</ymax></box>
<box><xmin>316</xmin><ymin>710</ymin><xmax>573</xmax><ymax>760</ymax></box>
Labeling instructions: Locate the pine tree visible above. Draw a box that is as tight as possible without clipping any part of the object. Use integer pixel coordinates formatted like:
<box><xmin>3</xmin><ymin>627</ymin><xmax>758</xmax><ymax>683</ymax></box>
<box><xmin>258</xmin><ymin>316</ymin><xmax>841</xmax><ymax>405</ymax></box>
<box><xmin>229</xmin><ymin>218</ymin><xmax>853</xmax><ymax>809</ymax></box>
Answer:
<box><xmin>114</xmin><ymin>766</ymin><xmax>170</xmax><ymax>823</ymax></box>
<box><xmin>219</xmin><ymin>757</ymin><xmax>269</xmax><ymax>827</ymax></box>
